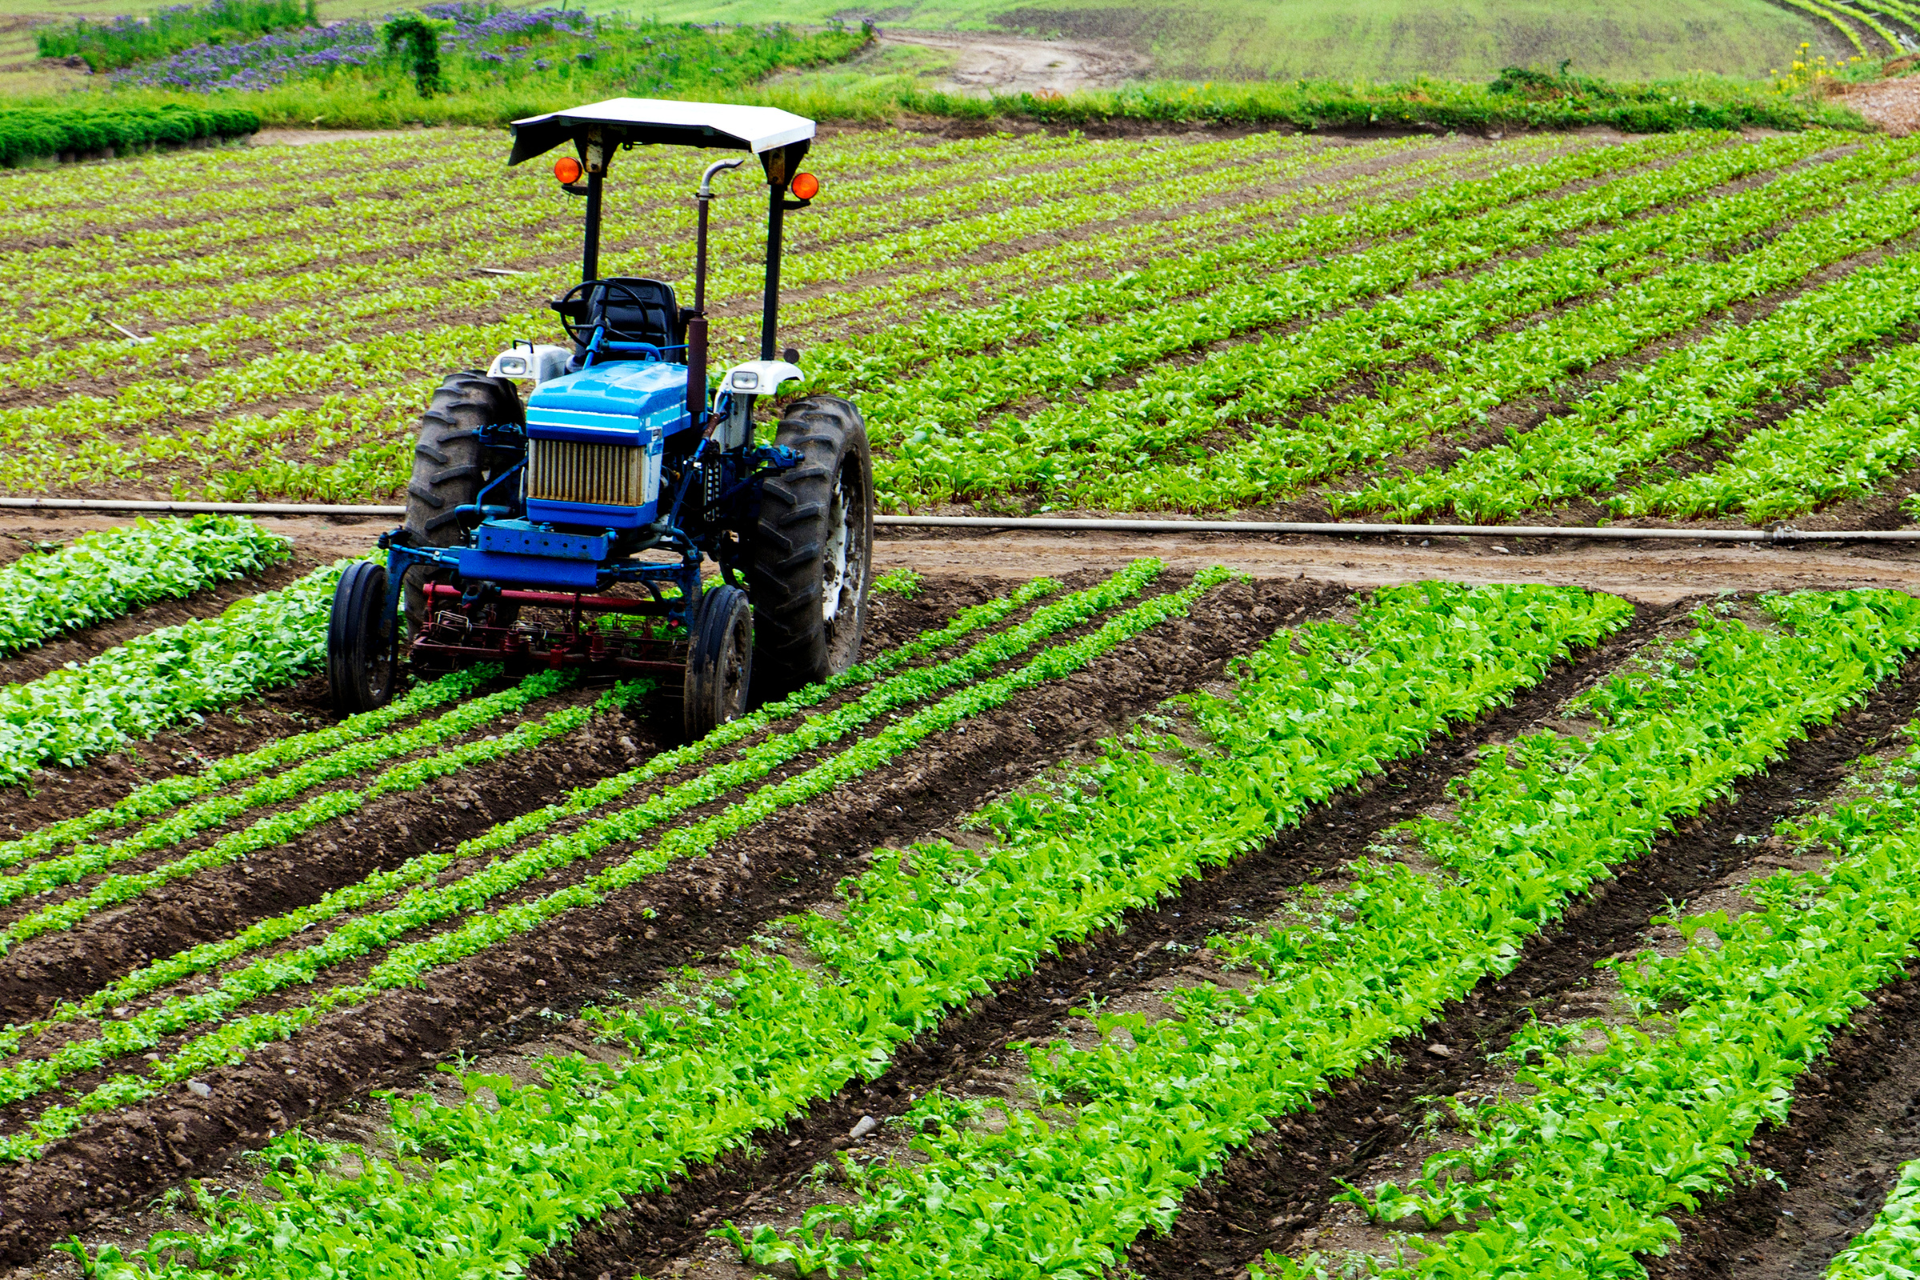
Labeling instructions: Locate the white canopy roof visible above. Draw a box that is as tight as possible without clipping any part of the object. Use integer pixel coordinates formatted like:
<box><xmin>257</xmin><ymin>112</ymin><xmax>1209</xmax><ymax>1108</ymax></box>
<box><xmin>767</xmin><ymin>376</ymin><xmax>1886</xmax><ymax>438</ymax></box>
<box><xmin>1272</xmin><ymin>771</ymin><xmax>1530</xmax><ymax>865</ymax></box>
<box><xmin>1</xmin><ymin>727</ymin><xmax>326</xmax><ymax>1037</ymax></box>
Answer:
<box><xmin>508</xmin><ymin>98</ymin><xmax>816</xmax><ymax>166</ymax></box>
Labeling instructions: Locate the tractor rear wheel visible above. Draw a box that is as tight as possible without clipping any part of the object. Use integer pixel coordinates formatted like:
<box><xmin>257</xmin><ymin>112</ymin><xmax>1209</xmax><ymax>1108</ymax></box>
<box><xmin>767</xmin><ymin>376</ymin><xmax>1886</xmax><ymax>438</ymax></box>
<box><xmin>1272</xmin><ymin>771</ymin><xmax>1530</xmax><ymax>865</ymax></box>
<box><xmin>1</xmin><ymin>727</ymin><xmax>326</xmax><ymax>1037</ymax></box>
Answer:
<box><xmin>682</xmin><ymin>584</ymin><xmax>754</xmax><ymax>741</ymax></box>
<box><xmin>398</xmin><ymin>372</ymin><xmax>525</xmax><ymax>636</ymax></box>
<box><xmin>327</xmin><ymin>561</ymin><xmax>396</xmax><ymax>714</ymax></box>
<box><xmin>746</xmin><ymin>395</ymin><xmax>873</xmax><ymax>702</ymax></box>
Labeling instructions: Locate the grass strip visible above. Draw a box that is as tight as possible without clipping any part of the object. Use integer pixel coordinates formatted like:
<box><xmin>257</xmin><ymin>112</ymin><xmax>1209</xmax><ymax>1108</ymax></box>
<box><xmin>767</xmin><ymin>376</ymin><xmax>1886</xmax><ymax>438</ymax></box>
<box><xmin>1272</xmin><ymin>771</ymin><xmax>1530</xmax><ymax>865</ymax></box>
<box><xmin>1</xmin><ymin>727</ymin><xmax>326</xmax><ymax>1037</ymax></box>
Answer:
<box><xmin>82</xmin><ymin>580</ymin><xmax>1629</xmax><ymax>1280</ymax></box>
<box><xmin>0</xmin><ymin>669</ymin><xmax>587</xmax><ymax>955</ymax></box>
<box><xmin>1316</xmin><ymin>731</ymin><xmax>1920</xmax><ymax>1277</ymax></box>
<box><xmin>0</xmin><ymin>667</ymin><xmax>489</xmax><ymax>867</ymax></box>
<box><xmin>0</xmin><ymin>516</ymin><xmax>287</xmax><ymax>657</ymax></box>
<box><xmin>10</xmin><ymin>562</ymin><xmax>1191</xmax><ymax>1164</ymax></box>
<box><xmin>770</xmin><ymin>590</ymin><xmax>1920</xmax><ymax>1279</ymax></box>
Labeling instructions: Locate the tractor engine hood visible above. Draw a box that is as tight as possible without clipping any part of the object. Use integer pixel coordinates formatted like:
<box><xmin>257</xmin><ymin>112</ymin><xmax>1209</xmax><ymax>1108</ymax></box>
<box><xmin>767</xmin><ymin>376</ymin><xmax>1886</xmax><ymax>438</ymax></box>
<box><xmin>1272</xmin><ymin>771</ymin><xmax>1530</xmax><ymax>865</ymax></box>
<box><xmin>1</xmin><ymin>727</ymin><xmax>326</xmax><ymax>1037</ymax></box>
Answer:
<box><xmin>522</xmin><ymin>362</ymin><xmax>694</xmax><ymax>529</ymax></box>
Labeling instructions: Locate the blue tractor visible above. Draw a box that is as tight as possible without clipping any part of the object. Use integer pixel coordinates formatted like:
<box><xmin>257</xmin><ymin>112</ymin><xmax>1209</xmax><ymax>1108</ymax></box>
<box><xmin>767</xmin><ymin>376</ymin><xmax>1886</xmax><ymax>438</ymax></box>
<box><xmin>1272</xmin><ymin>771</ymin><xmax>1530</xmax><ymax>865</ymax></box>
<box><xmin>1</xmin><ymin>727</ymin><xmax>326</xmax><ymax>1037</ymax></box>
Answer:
<box><xmin>326</xmin><ymin>99</ymin><xmax>874</xmax><ymax>739</ymax></box>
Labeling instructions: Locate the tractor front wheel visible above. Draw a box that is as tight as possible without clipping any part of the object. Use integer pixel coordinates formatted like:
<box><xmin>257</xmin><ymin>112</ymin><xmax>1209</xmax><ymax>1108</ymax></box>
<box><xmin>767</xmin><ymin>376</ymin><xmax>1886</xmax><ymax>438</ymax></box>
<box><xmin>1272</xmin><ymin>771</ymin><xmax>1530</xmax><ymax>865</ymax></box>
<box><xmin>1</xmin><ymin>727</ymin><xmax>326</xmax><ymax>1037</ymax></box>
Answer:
<box><xmin>327</xmin><ymin>561</ymin><xmax>396</xmax><ymax>715</ymax></box>
<box><xmin>399</xmin><ymin>372</ymin><xmax>525</xmax><ymax>637</ymax></box>
<box><xmin>746</xmin><ymin>395</ymin><xmax>874</xmax><ymax>702</ymax></box>
<box><xmin>682</xmin><ymin>584</ymin><xmax>753</xmax><ymax>741</ymax></box>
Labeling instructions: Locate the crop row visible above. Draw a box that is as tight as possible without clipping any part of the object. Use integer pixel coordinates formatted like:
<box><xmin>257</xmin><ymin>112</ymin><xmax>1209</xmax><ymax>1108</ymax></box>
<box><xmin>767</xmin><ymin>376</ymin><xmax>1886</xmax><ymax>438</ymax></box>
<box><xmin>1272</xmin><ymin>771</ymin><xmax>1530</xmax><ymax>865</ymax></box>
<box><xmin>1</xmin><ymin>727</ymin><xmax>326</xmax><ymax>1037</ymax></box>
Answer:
<box><xmin>0</xmin><ymin>138</ymin><xmax>1350</xmax><ymax>491</ymax></box>
<box><xmin>0</xmin><ymin>573</ymin><xmax>1075</xmax><ymax>1051</ymax></box>
<box><xmin>79</xmin><ymin>580</ymin><xmax>1632</xmax><ymax>1280</ymax></box>
<box><xmin>1615</xmin><ymin>334</ymin><xmax>1920</xmax><ymax>522</ymax></box>
<box><xmin>1</xmin><ymin>562</ymin><xmax>1210</xmax><ymax>1162</ymax></box>
<box><xmin>0</xmin><ymin>516</ymin><xmax>286</xmax><ymax>657</ymax></box>
<box><xmin>0</xmin><ymin>558</ymin><xmax>349</xmax><ymax>786</ymax></box>
<box><xmin>0</xmin><ymin>131</ymin><xmax>1368</xmax><ymax>431</ymax></box>
<box><xmin>0</xmin><ymin>123</ymin><xmax>1016</xmax><ymax>284</ymax></box>
<box><xmin>3</xmin><ymin>126</ymin><xmax>1305</xmax><ymax>385</ymax></box>
<box><xmin>1342</xmin><ymin>239</ymin><xmax>1920</xmax><ymax>521</ymax></box>
<box><xmin>0</xmin><ymin>569</ymin><xmax>1116</xmax><ymax>1118</ymax></box>
<box><xmin>7</xmin><ymin>128</ymin><xmax>1314</xmax><ymax>355</ymax></box>
<box><xmin>739</xmin><ymin>591</ymin><xmax>1920</xmax><ymax>1278</ymax></box>
<box><xmin>1075</xmin><ymin>140</ymin><xmax>1920</xmax><ymax>513</ymax></box>
<box><xmin>1325</xmin><ymin>713</ymin><xmax>1920</xmax><ymax>1275</ymax></box>
<box><xmin>888</xmin><ymin>134</ymin><xmax>1905</xmax><ymax>509</ymax></box>
<box><xmin>843</xmin><ymin>132</ymin><xmax>1730</xmax><ymax>449</ymax></box>
<box><xmin>1</xmin><ymin>138</ymin><xmax>1552</xmax><ymax>502</ymax></box>
<box><xmin>0</xmin><ymin>666</ymin><xmax>565</xmax><ymax>933</ymax></box>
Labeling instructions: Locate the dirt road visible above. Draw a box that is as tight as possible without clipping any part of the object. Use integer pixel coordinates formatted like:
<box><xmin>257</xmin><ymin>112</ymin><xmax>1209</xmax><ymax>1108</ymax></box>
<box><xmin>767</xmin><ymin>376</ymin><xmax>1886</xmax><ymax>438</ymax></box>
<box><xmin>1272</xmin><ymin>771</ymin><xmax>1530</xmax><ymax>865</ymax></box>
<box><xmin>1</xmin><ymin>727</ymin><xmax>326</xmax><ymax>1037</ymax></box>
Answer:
<box><xmin>7</xmin><ymin>515</ymin><xmax>1917</xmax><ymax>607</ymax></box>
<box><xmin>877</xmin><ymin>26</ymin><xmax>1149</xmax><ymax>95</ymax></box>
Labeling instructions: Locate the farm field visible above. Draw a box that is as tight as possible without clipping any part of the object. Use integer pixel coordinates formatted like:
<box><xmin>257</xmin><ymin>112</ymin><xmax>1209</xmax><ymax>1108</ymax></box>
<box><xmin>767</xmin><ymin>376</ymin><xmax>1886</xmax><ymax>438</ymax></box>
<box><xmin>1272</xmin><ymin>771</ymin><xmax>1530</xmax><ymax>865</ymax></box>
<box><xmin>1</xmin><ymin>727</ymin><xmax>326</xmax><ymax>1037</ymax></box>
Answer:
<box><xmin>14</xmin><ymin>78</ymin><xmax>1920</xmax><ymax>1280</ymax></box>
<box><xmin>12</xmin><ymin>123</ymin><xmax>1920</xmax><ymax>535</ymax></box>
<box><xmin>5</xmin><ymin>544</ymin><xmax>1920</xmax><ymax>1280</ymax></box>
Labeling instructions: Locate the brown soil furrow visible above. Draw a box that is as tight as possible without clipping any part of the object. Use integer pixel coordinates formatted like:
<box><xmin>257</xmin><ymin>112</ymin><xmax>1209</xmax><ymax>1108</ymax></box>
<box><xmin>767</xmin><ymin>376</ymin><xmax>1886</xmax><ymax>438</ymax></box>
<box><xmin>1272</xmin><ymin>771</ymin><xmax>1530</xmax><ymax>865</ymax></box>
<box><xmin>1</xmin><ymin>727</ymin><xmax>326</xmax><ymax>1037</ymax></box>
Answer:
<box><xmin>0</xmin><ymin>579</ymin><xmax>997</xmax><ymax>1026</ymax></box>
<box><xmin>1120</xmin><ymin>649</ymin><xmax>1920</xmax><ymax>1280</ymax></box>
<box><xmin>0</xmin><ymin>695</ymin><xmax>662</xmax><ymax>1024</ymax></box>
<box><xmin>529</xmin><ymin>595</ymin><xmax>1669</xmax><ymax>1280</ymax></box>
<box><xmin>0</xmin><ymin>572</ymin><xmax>1103</xmax><ymax>1097</ymax></box>
<box><xmin>0</xmin><ymin>575</ymin><xmax>1327</xmax><ymax>1268</ymax></box>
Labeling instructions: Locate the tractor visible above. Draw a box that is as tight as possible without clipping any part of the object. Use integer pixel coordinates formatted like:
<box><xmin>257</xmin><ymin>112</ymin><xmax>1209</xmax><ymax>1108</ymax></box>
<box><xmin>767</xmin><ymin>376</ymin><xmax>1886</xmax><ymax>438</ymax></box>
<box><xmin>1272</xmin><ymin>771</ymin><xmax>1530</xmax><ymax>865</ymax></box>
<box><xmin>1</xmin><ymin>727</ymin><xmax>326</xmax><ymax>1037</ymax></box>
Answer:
<box><xmin>326</xmin><ymin>98</ymin><xmax>874</xmax><ymax>740</ymax></box>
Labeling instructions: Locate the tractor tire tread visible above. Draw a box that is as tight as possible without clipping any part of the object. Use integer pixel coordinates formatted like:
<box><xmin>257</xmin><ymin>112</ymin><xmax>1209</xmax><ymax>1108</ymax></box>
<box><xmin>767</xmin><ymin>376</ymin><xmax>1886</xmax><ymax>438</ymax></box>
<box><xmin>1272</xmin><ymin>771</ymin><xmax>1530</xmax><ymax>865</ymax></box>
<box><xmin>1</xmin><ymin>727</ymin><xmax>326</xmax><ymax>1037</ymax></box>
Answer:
<box><xmin>746</xmin><ymin>395</ymin><xmax>872</xmax><ymax>702</ymax></box>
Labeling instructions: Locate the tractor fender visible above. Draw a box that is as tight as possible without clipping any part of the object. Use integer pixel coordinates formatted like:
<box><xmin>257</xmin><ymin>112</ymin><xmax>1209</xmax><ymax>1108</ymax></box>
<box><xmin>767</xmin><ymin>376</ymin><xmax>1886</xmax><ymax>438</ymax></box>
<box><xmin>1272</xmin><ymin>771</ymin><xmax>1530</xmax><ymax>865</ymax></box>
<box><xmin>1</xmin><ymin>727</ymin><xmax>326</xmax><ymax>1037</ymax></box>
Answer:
<box><xmin>715</xmin><ymin>359</ymin><xmax>804</xmax><ymax>402</ymax></box>
<box><xmin>713</xmin><ymin>360</ymin><xmax>804</xmax><ymax>449</ymax></box>
<box><xmin>487</xmin><ymin>343</ymin><xmax>573</xmax><ymax>385</ymax></box>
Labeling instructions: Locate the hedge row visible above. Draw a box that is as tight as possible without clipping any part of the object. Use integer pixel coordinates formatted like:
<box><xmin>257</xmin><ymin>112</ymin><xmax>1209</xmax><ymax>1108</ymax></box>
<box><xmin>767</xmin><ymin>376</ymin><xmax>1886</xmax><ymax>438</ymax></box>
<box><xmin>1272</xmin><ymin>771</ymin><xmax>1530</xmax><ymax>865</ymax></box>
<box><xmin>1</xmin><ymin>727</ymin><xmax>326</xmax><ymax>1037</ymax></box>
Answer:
<box><xmin>0</xmin><ymin>102</ymin><xmax>259</xmax><ymax>168</ymax></box>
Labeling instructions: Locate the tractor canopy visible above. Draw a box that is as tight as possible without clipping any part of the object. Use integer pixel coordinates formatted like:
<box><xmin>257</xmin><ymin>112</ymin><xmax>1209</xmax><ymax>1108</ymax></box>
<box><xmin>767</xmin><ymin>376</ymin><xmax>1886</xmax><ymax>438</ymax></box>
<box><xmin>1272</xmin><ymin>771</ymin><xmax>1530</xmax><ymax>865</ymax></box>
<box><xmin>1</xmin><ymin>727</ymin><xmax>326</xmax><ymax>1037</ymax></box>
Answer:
<box><xmin>507</xmin><ymin>98</ymin><xmax>815</xmax><ymax>167</ymax></box>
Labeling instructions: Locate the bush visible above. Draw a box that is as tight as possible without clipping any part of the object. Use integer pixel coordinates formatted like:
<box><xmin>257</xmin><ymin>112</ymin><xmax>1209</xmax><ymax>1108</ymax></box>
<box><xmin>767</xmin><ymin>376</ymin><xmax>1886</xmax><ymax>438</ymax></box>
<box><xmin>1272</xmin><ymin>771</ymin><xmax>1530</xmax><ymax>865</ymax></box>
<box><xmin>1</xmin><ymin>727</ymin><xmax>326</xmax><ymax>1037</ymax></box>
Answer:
<box><xmin>0</xmin><ymin>101</ymin><xmax>259</xmax><ymax>167</ymax></box>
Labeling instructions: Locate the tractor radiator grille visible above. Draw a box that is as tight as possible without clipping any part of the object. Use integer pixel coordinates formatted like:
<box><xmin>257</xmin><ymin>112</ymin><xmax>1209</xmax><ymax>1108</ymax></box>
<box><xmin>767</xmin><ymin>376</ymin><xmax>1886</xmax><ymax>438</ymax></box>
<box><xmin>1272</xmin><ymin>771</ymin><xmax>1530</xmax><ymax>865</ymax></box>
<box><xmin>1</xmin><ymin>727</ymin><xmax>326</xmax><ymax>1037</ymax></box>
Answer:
<box><xmin>526</xmin><ymin>438</ymin><xmax>646</xmax><ymax>508</ymax></box>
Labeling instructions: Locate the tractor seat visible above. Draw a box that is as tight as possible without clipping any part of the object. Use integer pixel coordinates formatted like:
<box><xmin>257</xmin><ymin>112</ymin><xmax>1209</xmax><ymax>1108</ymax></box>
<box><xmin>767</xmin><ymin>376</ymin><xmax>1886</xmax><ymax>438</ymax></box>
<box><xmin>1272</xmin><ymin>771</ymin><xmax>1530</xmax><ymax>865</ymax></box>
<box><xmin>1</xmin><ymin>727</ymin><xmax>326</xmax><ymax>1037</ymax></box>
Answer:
<box><xmin>557</xmin><ymin>276</ymin><xmax>683</xmax><ymax>364</ymax></box>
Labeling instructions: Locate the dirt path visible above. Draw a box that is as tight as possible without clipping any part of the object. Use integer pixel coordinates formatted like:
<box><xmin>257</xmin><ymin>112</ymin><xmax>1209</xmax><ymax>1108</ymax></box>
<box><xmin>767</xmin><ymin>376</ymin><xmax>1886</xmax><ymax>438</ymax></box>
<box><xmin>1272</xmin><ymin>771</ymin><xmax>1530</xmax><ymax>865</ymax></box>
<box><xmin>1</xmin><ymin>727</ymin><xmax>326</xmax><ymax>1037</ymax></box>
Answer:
<box><xmin>4</xmin><ymin>515</ymin><xmax>1916</xmax><ymax>608</ymax></box>
<box><xmin>877</xmin><ymin>27</ymin><xmax>1149</xmax><ymax>95</ymax></box>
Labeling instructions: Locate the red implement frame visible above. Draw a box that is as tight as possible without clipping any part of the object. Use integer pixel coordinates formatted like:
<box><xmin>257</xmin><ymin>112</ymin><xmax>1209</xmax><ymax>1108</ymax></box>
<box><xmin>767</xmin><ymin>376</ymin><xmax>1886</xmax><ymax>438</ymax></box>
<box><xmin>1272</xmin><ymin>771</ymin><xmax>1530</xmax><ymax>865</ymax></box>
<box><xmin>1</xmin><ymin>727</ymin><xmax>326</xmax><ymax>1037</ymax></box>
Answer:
<box><xmin>409</xmin><ymin>582</ymin><xmax>688</xmax><ymax>675</ymax></box>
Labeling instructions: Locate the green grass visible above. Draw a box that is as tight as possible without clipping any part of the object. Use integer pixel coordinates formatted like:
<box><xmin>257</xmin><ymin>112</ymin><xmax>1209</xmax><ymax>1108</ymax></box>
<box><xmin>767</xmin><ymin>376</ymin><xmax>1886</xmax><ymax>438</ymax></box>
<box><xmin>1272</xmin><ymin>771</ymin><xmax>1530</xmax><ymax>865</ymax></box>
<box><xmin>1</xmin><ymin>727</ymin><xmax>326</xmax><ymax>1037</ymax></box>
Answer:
<box><xmin>590</xmin><ymin>0</ymin><xmax>1834</xmax><ymax>83</ymax></box>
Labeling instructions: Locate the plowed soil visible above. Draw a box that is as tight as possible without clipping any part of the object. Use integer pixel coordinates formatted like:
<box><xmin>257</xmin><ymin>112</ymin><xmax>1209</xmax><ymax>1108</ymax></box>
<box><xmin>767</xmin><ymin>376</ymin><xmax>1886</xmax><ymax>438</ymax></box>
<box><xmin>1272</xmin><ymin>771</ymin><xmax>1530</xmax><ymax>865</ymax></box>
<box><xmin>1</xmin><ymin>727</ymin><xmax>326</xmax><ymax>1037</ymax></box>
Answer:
<box><xmin>8</xmin><ymin>561</ymin><xmax>1920</xmax><ymax>1280</ymax></box>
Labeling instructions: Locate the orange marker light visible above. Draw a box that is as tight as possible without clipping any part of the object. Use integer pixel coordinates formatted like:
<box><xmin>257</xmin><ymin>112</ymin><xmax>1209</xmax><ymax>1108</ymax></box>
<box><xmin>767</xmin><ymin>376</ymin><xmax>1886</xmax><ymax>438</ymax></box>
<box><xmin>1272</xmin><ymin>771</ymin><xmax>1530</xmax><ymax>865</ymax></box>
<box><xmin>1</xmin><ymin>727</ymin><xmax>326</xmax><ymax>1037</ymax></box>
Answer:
<box><xmin>553</xmin><ymin>155</ymin><xmax>583</xmax><ymax>185</ymax></box>
<box><xmin>790</xmin><ymin>171</ymin><xmax>819</xmax><ymax>200</ymax></box>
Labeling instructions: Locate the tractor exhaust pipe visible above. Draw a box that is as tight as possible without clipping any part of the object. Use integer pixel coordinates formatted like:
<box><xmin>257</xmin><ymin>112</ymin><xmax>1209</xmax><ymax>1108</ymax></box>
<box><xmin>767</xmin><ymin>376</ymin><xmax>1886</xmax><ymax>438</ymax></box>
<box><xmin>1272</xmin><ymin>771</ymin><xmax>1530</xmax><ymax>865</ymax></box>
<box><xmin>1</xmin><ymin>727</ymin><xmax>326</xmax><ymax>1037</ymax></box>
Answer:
<box><xmin>690</xmin><ymin>157</ymin><xmax>743</xmax><ymax>417</ymax></box>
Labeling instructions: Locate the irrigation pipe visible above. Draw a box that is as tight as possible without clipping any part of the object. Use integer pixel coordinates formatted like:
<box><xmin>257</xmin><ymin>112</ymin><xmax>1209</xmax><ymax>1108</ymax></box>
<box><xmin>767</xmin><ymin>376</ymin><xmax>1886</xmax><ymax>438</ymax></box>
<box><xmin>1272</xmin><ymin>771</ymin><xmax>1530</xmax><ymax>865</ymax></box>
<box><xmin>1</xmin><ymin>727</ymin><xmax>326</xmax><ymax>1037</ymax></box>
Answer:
<box><xmin>2</xmin><ymin>498</ymin><xmax>1917</xmax><ymax>543</ymax></box>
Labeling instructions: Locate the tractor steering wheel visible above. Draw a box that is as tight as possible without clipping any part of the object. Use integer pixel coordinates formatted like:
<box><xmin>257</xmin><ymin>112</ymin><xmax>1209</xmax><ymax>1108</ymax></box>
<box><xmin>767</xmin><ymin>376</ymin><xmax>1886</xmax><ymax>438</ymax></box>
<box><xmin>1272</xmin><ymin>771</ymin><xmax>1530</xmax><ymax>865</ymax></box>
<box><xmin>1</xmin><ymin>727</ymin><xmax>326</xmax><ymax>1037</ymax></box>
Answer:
<box><xmin>555</xmin><ymin>278</ymin><xmax>656</xmax><ymax>352</ymax></box>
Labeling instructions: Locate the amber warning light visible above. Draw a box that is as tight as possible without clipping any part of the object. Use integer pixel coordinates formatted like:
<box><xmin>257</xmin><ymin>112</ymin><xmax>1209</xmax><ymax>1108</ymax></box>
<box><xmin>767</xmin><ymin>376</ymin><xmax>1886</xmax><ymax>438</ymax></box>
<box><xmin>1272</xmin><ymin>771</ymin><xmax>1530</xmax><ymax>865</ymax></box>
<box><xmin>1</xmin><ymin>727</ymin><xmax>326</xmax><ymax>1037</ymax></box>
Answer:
<box><xmin>553</xmin><ymin>155</ymin><xmax>583</xmax><ymax>185</ymax></box>
<box><xmin>790</xmin><ymin>171</ymin><xmax>819</xmax><ymax>200</ymax></box>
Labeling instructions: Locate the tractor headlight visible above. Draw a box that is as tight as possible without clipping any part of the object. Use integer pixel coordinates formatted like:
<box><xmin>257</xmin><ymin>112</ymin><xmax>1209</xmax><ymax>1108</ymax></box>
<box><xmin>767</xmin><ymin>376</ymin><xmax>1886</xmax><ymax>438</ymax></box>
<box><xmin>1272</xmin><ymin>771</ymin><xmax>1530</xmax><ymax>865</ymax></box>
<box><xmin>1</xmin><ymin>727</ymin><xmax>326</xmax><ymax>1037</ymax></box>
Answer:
<box><xmin>729</xmin><ymin>370</ymin><xmax>758</xmax><ymax>391</ymax></box>
<box><xmin>498</xmin><ymin>356</ymin><xmax>530</xmax><ymax>376</ymax></box>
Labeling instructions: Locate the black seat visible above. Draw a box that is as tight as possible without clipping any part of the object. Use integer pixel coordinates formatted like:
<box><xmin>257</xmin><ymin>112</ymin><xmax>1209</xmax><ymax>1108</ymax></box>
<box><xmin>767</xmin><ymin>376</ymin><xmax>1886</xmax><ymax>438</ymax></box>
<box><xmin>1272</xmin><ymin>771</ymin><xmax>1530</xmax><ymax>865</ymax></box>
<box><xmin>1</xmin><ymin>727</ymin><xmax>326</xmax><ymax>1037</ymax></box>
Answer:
<box><xmin>560</xmin><ymin>276</ymin><xmax>683</xmax><ymax>364</ymax></box>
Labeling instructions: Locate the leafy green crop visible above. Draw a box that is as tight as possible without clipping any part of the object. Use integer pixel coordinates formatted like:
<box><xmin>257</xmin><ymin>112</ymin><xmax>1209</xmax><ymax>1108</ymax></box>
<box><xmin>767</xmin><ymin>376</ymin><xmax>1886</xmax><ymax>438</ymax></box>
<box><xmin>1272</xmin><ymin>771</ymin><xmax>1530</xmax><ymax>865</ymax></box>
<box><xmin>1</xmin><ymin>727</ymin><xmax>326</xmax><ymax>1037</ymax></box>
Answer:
<box><xmin>79</xmin><ymin>580</ymin><xmax>1628</xmax><ymax>1280</ymax></box>
<box><xmin>769</xmin><ymin>591</ymin><xmax>1920</xmax><ymax>1279</ymax></box>
<box><xmin>0</xmin><ymin>516</ymin><xmax>287</xmax><ymax>656</ymax></box>
<box><xmin>1320</xmin><ymin>721</ymin><xmax>1920</xmax><ymax>1278</ymax></box>
<box><xmin>0</xmin><ymin>557</ymin><xmax>356</xmax><ymax>785</ymax></box>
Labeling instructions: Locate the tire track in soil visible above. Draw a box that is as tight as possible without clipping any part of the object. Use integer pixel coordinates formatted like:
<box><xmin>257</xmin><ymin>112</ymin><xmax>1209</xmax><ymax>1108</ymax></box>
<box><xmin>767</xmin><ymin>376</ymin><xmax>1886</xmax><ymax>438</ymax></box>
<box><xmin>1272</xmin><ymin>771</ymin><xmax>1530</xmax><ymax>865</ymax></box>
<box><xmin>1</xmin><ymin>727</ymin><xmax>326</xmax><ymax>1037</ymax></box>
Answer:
<box><xmin>0</xmin><ymin>573</ymin><xmax>1318</xmax><ymax>1267</ymax></box>
<box><xmin>526</xmin><ymin>593</ymin><xmax>1671</xmax><ymax>1280</ymax></box>
<box><xmin>1118</xmin><ymin>647</ymin><xmax>1920</xmax><ymax>1280</ymax></box>
<box><xmin>0</xmin><ymin>577</ymin><xmax>1000</xmax><ymax>1026</ymax></box>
